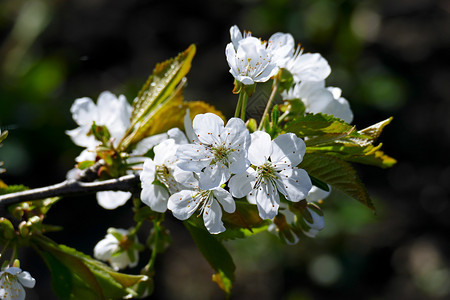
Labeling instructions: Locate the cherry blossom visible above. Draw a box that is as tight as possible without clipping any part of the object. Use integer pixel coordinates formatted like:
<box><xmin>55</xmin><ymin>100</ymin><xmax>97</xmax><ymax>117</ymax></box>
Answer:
<box><xmin>226</xmin><ymin>34</ymin><xmax>278</xmax><ymax>85</ymax></box>
<box><xmin>167</xmin><ymin>177</ymin><xmax>235</xmax><ymax>234</ymax></box>
<box><xmin>228</xmin><ymin>131</ymin><xmax>312</xmax><ymax>219</ymax></box>
<box><xmin>176</xmin><ymin>113</ymin><xmax>250</xmax><ymax>190</ymax></box>
<box><xmin>93</xmin><ymin>228</ymin><xmax>140</xmax><ymax>271</ymax></box>
<box><xmin>0</xmin><ymin>267</ymin><xmax>35</xmax><ymax>300</ymax></box>
<box><xmin>66</xmin><ymin>91</ymin><xmax>132</xmax><ymax>162</ymax></box>
<box><xmin>283</xmin><ymin>81</ymin><xmax>353</xmax><ymax>123</ymax></box>
<box><xmin>140</xmin><ymin>138</ymin><xmax>196</xmax><ymax>212</ymax></box>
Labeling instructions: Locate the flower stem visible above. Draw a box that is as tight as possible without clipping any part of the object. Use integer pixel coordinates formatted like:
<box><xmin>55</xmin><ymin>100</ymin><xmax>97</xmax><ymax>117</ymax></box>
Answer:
<box><xmin>258</xmin><ymin>80</ymin><xmax>280</xmax><ymax>130</ymax></box>
<box><xmin>0</xmin><ymin>240</ymin><xmax>10</xmax><ymax>259</ymax></box>
<box><xmin>240</xmin><ymin>91</ymin><xmax>249</xmax><ymax>120</ymax></box>
<box><xmin>142</xmin><ymin>215</ymin><xmax>163</xmax><ymax>276</ymax></box>
<box><xmin>129</xmin><ymin>220</ymin><xmax>143</xmax><ymax>238</ymax></box>
<box><xmin>234</xmin><ymin>91</ymin><xmax>244</xmax><ymax>118</ymax></box>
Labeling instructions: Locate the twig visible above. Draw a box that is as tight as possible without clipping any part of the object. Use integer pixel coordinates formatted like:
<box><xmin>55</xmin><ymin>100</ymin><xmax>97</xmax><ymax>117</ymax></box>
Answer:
<box><xmin>0</xmin><ymin>174</ymin><xmax>140</xmax><ymax>211</ymax></box>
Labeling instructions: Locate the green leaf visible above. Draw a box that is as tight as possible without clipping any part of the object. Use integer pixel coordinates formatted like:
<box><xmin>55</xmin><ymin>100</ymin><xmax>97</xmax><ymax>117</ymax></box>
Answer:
<box><xmin>307</xmin><ymin>143</ymin><xmax>396</xmax><ymax>168</ymax></box>
<box><xmin>33</xmin><ymin>235</ymin><xmax>150</xmax><ymax>299</ymax></box>
<box><xmin>120</xmin><ymin>44</ymin><xmax>196</xmax><ymax>150</ymax></box>
<box><xmin>284</xmin><ymin>113</ymin><xmax>367</xmax><ymax>141</ymax></box>
<box><xmin>309</xmin><ymin>175</ymin><xmax>330</xmax><ymax>192</ymax></box>
<box><xmin>358</xmin><ymin>117</ymin><xmax>393</xmax><ymax>141</ymax></box>
<box><xmin>137</xmin><ymin>100</ymin><xmax>225</xmax><ymax>138</ymax></box>
<box><xmin>184</xmin><ymin>221</ymin><xmax>235</xmax><ymax>295</ymax></box>
<box><xmin>300</xmin><ymin>153</ymin><xmax>375</xmax><ymax>212</ymax></box>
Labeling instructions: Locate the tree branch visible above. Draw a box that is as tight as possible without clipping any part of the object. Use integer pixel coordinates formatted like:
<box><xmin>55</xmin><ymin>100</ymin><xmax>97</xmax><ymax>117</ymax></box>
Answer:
<box><xmin>0</xmin><ymin>174</ymin><xmax>140</xmax><ymax>210</ymax></box>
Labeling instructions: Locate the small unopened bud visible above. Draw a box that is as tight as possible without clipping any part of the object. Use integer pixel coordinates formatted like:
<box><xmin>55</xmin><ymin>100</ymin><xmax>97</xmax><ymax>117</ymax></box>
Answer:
<box><xmin>18</xmin><ymin>221</ymin><xmax>29</xmax><ymax>237</ymax></box>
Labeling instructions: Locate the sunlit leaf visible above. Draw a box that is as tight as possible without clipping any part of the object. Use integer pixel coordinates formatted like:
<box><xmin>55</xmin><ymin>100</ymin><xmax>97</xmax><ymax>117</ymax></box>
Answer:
<box><xmin>141</xmin><ymin>100</ymin><xmax>225</xmax><ymax>137</ymax></box>
<box><xmin>120</xmin><ymin>45</ymin><xmax>196</xmax><ymax>150</ymax></box>
<box><xmin>307</xmin><ymin>143</ymin><xmax>396</xmax><ymax>168</ymax></box>
<box><xmin>283</xmin><ymin>113</ymin><xmax>368</xmax><ymax>142</ymax></box>
<box><xmin>300</xmin><ymin>153</ymin><xmax>375</xmax><ymax>212</ymax></box>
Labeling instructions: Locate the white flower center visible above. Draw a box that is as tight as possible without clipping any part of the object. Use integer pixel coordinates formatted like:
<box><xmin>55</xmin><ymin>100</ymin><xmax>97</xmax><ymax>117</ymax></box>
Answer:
<box><xmin>210</xmin><ymin>144</ymin><xmax>233</xmax><ymax>167</ymax></box>
<box><xmin>253</xmin><ymin>162</ymin><xmax>278</xmax><ymax>190</ymax></box>
<box><xmin>188</xmin><ymin>189</ymin><xmax>213</xmax><ymax>217</ymax></box>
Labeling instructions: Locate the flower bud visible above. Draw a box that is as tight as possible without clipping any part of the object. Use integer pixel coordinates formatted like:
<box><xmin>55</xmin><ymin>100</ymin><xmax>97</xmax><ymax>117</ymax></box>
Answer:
<box><xmin>0</xmin><ymin>218</ymin><xmax>15</xmax><ymax>240</ymax></box>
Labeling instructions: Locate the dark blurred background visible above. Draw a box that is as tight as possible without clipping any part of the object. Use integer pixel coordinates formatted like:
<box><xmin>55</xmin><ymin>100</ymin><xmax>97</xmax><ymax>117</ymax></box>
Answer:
<box><xmin>0</xmin><ymin>0</ymin><xmax>449</xmax><ymax>299</ymax></box>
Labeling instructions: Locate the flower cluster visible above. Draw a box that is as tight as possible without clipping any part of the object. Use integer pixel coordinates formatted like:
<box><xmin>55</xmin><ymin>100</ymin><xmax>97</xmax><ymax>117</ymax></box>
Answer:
<box><xmin>226</xmin><ymin>25</ymin><xmax>352</xmax><ymax>123</ymax></box>
<box><xmin>140</xmin><ymin>112</ymin><xmax>314</xmax><ymax>234</ymax></box>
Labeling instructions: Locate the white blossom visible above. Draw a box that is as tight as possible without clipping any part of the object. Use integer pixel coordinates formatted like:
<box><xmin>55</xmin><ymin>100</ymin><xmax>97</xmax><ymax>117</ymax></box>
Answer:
<box><xmin>283</xmin><ymin>81</ymin><xmax>353</xmax><ymax>123</ymax></box>
<box><xmin>140</xmin><ymin>138</ymin><xmax>195</xmax><ymax>212</ymax></box>
<box><xmin>177</xmin><ymin>113</ymin><xmax>250</xmax><ymax>190</ymax></box>
<box><xmin>0</xmin><ymin>267</ymin><xmax>35</xmax><ymax>300</ymax></box>
<box><xmin>167</xmin><ymin>177</ymin><xmax>235</xmax><ymax>234</ymax></box>
<box><xmin>228</xmin><ymin>131</ymin><xmax>312</xmax><ymax>219</ymax></box>
<box><xmin>94</xmin><ymin>228</ymin><xmax>139</xmax><ymax>271</ymax></box>
<box><xmin>226</xmin><ymin>33</ymin><xmax>278</xmax><ymax>85</ymax></box>
<box><xmin>66</xmin><ymin>91</ymin><xmax>132</xmax><ymax>162</ymax></box>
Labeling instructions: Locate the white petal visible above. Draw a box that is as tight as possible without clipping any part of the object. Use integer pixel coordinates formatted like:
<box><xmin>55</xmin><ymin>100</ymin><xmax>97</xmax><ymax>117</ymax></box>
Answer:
<box><xmin>248</xmin><ymin>131</ymin><xmax>272</xmax><ymax>166</ymax></box>
<box><xmin>17</xmin><ymin>271</ymin><xmax>36</xmax><ymax>288</ymax></box>
<box><xmin>254</xmin><ymin>62</ymin><xmax>278</xmax><ymax>83</ymax></box>
<box><xmin>271</xmin><ymin>133</ymin><xmax>306</xmax><ymax>167</ymax></box>
<box><xmin>132</xmin><ymin>133</ymin><xmax>168</xmax><ymax>155</ymax></box>
<box><xmin>154</xmin><ymin>139</ymin><xmax>177</xmax><ymax>165</ymax></box>
<box><xmin>167</xmin><ymin>190</ymin><xmax>198</xmax><ymax>220</ymax></box>
<box><xmin>167</xmin><ymin>127</ymin><xmax>188</xmax><ymax>144</ymax></box>
<box><xmin>94</xmin><ymin>235</ymin><xmax>118</xmax><ymax>260</ymax></box>
<box><xmin>172</xmin><ymin>167</ymin><xmax>198</xmax><ymax>190</ymax></box>
<box><xmin>140</xmin><ymin>183</ymin><xmax>169</xmax><ymax>213</ymax></box>
<box><xmin>4</xmin><ymin>267</ymin><xmax>21</xmax><ymax>276</ymax></box>
<box><xmin>228</xmin><ymin>169</ymin><xmax>256</xmax><ymax>198</ymax></box>
<box><xmin>203</xmin><ymin>199</ymin><xmax>226</xmax><ymax>234</ymax></box>
<box><xmin>276</xmin><ymin>168</ymin><xmax>312</xmax><ymax>202</ymax></box>
<box><xmin>1</xmin><ymin>279</ymin><xmax>26</xmax><ymax>300</ymax></box>
<box><xmin>192</xmin><ymin>113</ymin><xmax>224</xmax><ymax>145</ymax></box>
<box><xmin>290</xmin><ymin>53</ymin><xmax>331</xmax><ymax>82</ymax></box>
<box><xmin>254</xmin><ymin>179</ymin><xmax>279</xmax><ymax>219</ymax></box>
<box><xmin>223</xmin><ymin>117</ymin><xmax>250</xmax><ymax>150</ymax></box>
<box><xmin>65</xmin><ymin>126</ymin><xmax>96</xmax><ymax>148</ymax></box>
<box><xmin>140</xmin><ymin>159</ymin><xmax>156</xmax><ymax>183</ymax></box>
<box><xmin>74</xmin><ymin>148</ymin><xmax>97</xmax><ymax>163</ymax></box>
<box><xmin>70</xmin><ymin>97</ymin><xmax>97</xmax><ymax>126</ymax></box>
<box><xmin>228</xmin><ymin>151</ymin><xmax>250</xmax><ymax>175</ymax></box>
<box><xmin>184</xmin><ymin>108</ymin><xmax>198</xmax><ymax>143</ymax></box>
<box><xmin>306</xmin><ymin>185</ymin><xmax>331</xmax><ymax>202</ymax></box>
<box><xmin>96</xmin><ymin>191</ymin><xmax>131</xmax><ymax>210</ymax></box>
<box><xmin>235</xmin><ymin>75</ymin><xmax>255</xmax><ymax>85</ymax></box>
<box><xmin>305</xmin><ymin>207</ymin><xmax>325</xmax><ymax>230</ymax></box>
<box><xmin>230</xmin><ymin>25</ymin><xmax>243</xmax><ymax>49</ymax></box>
<box><xmin>267</xmin><ymin>32</ymin><xmax>295</xmax><ymax>66</ymax></box>
<box><xmin>212</xmin><ymin>187</ymin><xmax>236</xmax><ymax>213</ymax></box>
<box><xmin>176</xmin><ymin>144</ymin><xmax>211</xmax><ymax>172</ymax></box>
<box><xmin>198</xmin><ymin>163</ymin><xmax>230</xmax><ymax>190</ymax></box>
<box><xmin>109</xmin><ymin>252</ymin><xmax>131</xmax><ymax>271</ymax></box>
